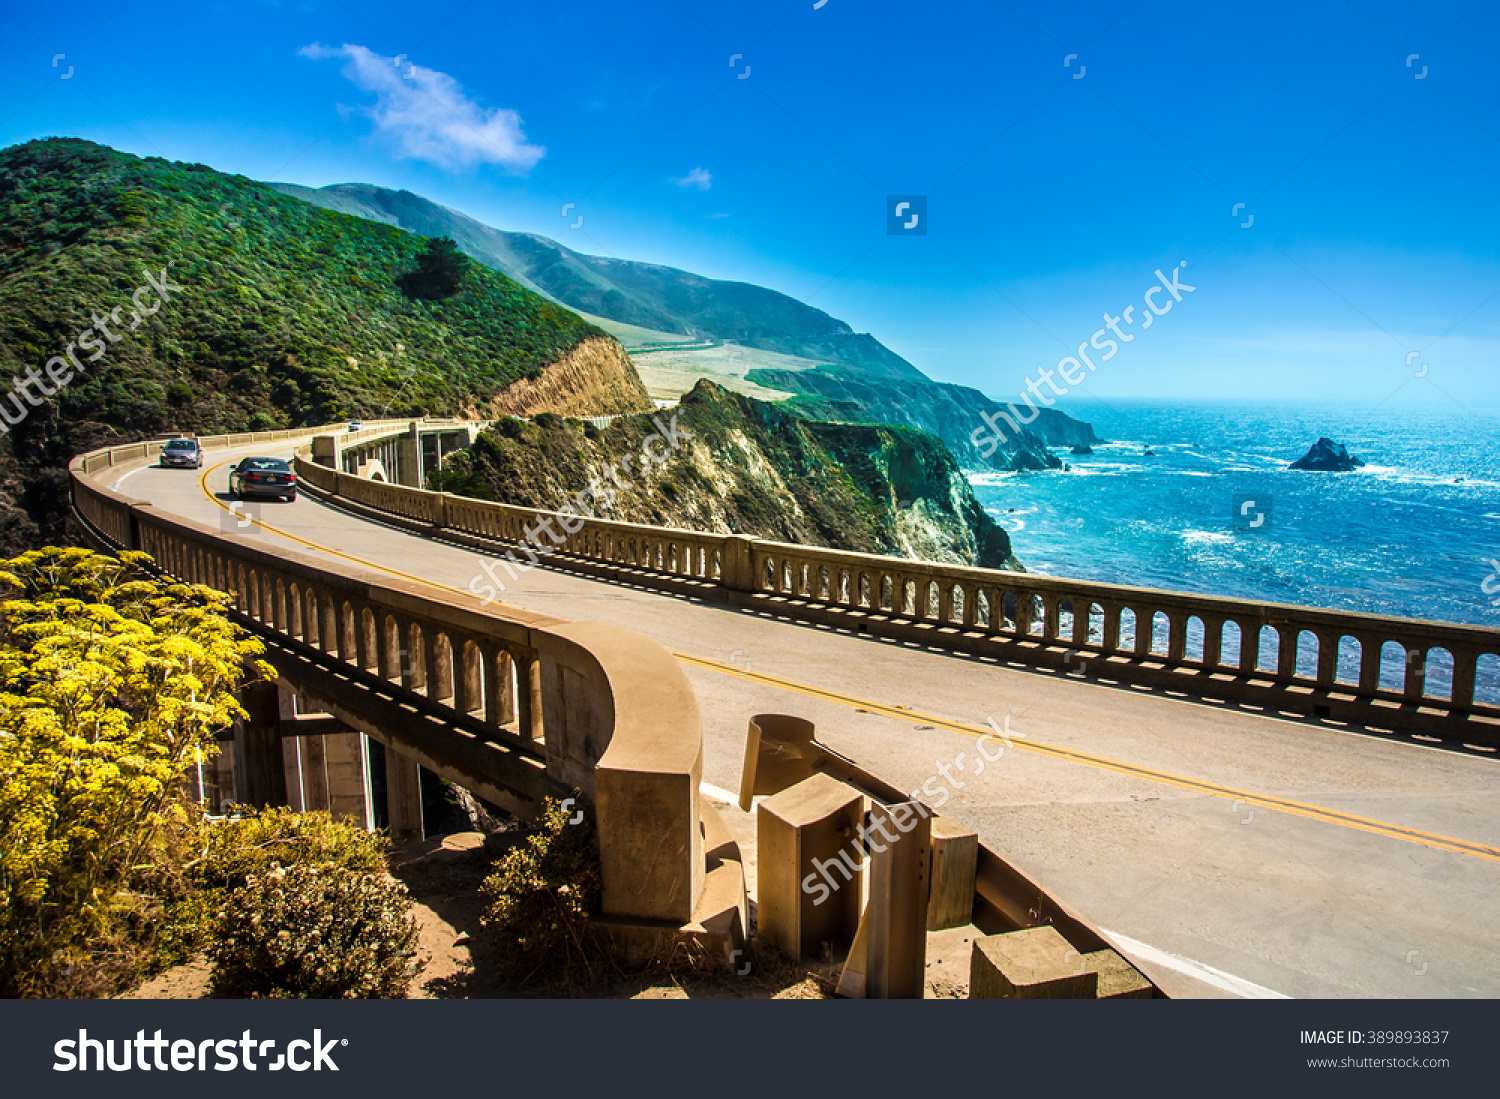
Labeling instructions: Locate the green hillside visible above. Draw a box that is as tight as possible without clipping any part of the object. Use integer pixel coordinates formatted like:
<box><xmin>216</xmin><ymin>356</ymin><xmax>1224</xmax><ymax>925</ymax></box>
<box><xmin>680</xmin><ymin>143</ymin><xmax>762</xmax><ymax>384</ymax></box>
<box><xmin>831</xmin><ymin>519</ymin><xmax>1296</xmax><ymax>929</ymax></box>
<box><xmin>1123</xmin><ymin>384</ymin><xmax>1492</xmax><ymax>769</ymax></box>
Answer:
<box><xmin>0</xmin><ymin>138</ymin><xmax>609</xmax><ymax>550</ymax></box>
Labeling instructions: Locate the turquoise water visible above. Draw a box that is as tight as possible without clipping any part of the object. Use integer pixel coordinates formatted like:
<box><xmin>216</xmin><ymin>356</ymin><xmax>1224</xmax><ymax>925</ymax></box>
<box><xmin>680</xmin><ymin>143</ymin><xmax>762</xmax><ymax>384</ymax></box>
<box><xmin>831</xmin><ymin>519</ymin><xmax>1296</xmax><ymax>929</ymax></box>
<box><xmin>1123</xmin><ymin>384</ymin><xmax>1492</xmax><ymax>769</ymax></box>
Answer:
<box><xmin>970</xmin><ymin>401</ymin><xmax>1500</xmax><ymax>702</ymax></box>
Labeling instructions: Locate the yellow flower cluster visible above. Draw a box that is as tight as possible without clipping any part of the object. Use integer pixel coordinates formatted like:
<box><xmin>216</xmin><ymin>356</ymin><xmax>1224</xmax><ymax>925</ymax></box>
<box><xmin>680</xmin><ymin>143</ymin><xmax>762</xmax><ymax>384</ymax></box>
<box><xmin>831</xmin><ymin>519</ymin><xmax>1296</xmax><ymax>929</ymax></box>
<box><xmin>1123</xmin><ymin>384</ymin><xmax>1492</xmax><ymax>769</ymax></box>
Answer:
<box><xmin>0</xmin><ymin>547</ymin><xmax>270</xmax><ymax>995</ymax></box>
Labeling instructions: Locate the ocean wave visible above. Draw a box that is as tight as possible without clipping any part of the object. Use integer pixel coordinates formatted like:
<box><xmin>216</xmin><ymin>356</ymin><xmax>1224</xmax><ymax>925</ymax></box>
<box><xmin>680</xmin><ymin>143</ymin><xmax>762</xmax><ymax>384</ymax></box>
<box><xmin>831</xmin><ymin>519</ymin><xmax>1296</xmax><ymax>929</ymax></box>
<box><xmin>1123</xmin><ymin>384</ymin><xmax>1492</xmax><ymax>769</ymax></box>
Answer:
<box><xmin>1180</xmin><ymin>530</ymin><xmax>1235</xmax><ymax>545</ymax></box>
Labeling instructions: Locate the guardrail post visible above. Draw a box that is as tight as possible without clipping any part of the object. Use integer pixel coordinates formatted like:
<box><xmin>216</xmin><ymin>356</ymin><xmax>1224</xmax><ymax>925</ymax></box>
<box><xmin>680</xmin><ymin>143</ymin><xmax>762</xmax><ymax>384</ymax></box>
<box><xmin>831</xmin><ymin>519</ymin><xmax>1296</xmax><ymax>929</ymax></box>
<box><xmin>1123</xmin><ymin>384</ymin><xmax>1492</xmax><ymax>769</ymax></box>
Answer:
<box><xmin>863</xmin><ymin>799</ymin><xmax>931</xmax><ymax>998</ymax></box>
<box><xmin>722</xmin><ymin>535</ymin><xmax>756</xmax><ymax>593</ymax></box>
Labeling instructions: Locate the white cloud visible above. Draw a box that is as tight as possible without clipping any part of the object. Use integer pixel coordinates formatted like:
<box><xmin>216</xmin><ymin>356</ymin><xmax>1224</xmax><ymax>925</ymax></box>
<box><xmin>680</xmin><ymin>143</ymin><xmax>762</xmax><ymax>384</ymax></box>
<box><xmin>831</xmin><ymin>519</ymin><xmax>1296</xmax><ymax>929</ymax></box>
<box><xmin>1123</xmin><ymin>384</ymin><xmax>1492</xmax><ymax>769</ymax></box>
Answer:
<box><xmin>300</xmin><ymin>43</ymin><xmax>544</xmax><ymax>173</ymax></box>
<box><xmin>672</xmin><ymin>167</ymin><xmax>712</xmax><ymax>191</ymax></box>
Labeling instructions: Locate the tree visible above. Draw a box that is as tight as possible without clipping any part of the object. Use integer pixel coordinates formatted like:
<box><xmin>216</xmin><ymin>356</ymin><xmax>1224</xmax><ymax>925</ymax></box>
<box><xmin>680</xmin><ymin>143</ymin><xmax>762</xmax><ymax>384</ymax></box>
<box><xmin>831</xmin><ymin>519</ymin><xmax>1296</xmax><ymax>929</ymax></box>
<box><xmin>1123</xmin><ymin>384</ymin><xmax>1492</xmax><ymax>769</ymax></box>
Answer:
<box><xmin>397</xmin><ymin>236</ymin><xmax>467</xmax><ymax>301</ymax></box>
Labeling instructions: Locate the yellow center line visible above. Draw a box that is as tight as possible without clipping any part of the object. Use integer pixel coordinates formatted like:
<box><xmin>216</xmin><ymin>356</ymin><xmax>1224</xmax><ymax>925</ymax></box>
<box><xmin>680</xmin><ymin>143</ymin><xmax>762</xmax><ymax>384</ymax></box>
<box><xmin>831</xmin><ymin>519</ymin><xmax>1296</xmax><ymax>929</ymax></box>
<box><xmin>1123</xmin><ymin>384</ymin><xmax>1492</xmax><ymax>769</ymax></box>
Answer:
<box><xmin>675</xmin><ymin>652</ymin><xmax>1500</xmax><ymax>864</ymax></box>
<box><xmin>199</xmin><ymin>458</ymin><xmax>452</xmax><ymax>592</ymax></box>
<box><xmin>194</xmin><ymin>454</ymin><xmax>1500</xmax><ymax>865</ymax></box>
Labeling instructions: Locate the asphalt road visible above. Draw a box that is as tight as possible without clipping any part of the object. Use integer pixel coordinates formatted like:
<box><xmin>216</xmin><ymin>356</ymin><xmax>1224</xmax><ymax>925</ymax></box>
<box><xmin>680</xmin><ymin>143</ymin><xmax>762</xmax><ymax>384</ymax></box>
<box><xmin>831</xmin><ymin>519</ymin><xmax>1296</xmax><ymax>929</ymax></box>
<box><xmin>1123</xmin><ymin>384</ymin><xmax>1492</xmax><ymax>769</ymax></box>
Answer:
<box><xmin>105</xmin><ymin>441</ymin><xmax>1500</xmax><ymax>999</ymax></box>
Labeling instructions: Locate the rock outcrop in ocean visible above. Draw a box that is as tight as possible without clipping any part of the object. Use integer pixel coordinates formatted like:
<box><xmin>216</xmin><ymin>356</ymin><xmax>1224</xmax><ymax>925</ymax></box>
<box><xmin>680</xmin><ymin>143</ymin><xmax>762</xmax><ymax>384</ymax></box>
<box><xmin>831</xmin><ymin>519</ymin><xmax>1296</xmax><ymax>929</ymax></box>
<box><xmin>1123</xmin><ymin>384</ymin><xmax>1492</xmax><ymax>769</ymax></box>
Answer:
<box><xmin>1290</xmin><ymin>438</ymin><xmax>1365</xmax><ymax>472</ymax></box>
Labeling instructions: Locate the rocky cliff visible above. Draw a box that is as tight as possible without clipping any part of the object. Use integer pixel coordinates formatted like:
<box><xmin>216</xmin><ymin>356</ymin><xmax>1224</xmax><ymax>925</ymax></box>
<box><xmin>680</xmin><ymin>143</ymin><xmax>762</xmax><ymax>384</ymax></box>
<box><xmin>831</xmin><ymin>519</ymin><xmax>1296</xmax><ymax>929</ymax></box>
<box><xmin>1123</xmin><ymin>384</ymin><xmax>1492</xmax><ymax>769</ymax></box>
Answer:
<box><xmin>437</xmin><ymin>380</ymin><xmax>1019</xmax><ymax>570</ymax></box>
<box><xmin>486</xmin><ymin>336</ymin><xmax>652</xmax><ymax>419</ymax></box>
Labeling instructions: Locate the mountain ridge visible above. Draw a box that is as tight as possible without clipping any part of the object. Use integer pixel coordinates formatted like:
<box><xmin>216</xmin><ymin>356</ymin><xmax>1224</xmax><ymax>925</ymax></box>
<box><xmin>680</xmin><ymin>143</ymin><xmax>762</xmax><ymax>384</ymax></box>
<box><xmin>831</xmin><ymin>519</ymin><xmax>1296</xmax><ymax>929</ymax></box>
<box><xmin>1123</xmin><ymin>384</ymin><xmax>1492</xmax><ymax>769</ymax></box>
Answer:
<box><xmin>268</xmin><ymin>180</ymin><xmax>1100</xmax><ymax>467</ymax></box>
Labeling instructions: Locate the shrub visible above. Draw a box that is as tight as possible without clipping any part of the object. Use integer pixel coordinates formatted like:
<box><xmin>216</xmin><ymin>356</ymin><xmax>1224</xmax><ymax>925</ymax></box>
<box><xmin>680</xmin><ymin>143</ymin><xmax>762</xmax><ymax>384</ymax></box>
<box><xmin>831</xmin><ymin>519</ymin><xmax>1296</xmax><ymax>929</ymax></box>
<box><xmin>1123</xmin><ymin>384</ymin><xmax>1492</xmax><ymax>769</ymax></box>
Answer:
<box><xmin>158</xmin><ymin>807</ymin><xmax>391</xmax><ymax>963</ymax></box>
<box><xmin>494</xmin><ymin>416</ymin><xmax>527</xmax><ymax>441</ymax></box>
<box><xmin>209</xmin><ymin>863</ymin><xmax>420</xmax><ymax>999</ymax></box>
<box><xmin>533</xmin><ymin>411</ymin><xmax>563</xmax><ymax>431</ymax></box>
<box><xmin>480</xmin><ymin>797</ymin><xmax>602</xmax><ymax>983</ymax></box>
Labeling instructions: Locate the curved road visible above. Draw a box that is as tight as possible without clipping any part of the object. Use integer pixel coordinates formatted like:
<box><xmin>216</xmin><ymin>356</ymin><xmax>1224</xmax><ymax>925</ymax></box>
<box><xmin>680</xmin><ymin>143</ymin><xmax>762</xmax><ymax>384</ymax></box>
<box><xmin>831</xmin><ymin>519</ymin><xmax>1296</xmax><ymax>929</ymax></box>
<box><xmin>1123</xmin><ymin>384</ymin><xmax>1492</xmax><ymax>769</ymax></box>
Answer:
<box><xmin>108</xmin><ymin>441</ymin><xmax>1500</xmax><ymax>999</ymax></box>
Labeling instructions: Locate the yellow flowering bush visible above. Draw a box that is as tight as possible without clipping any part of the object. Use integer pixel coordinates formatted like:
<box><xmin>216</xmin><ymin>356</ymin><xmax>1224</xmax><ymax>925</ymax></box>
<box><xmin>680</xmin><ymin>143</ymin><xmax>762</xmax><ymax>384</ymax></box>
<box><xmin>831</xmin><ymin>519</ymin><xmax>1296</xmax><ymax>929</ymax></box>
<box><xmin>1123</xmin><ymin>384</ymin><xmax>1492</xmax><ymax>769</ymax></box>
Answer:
<box><xmin>0</xmin><ymin>547</ymin><xmax>271</xmax><ymax>996</ymax></box>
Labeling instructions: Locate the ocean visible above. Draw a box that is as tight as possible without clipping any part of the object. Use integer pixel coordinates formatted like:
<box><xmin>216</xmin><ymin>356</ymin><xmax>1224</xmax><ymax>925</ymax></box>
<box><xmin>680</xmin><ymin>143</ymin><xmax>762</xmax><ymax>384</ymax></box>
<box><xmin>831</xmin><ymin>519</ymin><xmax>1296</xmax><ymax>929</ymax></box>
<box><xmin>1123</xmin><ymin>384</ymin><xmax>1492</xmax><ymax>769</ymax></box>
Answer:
<box><xmin>970</xmin><ymin>400</ymin><xmax>1500</xmax><ymax>705</ymax></box>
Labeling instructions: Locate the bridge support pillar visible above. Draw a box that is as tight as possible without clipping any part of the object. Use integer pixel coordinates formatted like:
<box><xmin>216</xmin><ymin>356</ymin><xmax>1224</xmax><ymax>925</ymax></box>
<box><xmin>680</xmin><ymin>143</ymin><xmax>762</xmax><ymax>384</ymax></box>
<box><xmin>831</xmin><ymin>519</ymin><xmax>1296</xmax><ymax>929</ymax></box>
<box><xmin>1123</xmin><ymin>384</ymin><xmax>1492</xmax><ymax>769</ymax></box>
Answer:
<box><xmin>311</xmin><ymin>435</ymin><xmax>339</xmax><ymax>469</ymax></box>
<box><xmin>385</xmin><ymin>747</ymin><xmax>424</xmax><ymax>845</ymax></box>
<box><xmin>239</xmin><ymin>678</ymin><xmax>288</xmax><ymax>809</ymax></box>
<box><xmin>397</xmin><ymin>435</ymin><xmax>421</xmax><ymax>488</ymax></box>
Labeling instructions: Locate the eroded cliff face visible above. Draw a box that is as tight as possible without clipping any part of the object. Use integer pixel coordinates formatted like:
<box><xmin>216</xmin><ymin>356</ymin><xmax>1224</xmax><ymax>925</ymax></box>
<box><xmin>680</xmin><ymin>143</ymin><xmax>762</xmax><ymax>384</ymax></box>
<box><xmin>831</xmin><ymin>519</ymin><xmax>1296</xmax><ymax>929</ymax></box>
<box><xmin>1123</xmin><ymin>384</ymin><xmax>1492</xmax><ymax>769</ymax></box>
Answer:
<box><xmin>443</xmin><ymin>380</ymin><xmax>1019</xmax><ymax>571</ymax></box>
<box><xmin>487</xmin><ymin>336</ymin><xmax>653</xmax><ymax>419</ymax></box>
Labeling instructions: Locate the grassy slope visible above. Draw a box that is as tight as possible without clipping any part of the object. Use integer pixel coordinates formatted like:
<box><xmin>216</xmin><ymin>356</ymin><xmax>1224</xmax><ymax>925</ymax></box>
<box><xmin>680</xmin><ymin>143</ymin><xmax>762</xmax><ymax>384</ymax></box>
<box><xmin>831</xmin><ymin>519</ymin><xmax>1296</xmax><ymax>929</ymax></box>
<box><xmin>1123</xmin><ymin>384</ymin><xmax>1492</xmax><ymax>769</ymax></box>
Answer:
<box><xmin>0</xmin><ymin>138</ymin><xmax>609</xmax><ymax>550</ymax></box>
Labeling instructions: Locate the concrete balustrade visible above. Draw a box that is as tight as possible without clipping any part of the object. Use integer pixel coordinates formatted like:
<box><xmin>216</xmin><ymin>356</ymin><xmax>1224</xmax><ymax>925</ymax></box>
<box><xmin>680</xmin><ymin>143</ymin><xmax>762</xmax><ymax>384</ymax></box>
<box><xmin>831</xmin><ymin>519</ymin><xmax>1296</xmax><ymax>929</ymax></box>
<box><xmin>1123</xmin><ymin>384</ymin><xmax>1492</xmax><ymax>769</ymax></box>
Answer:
<box><xmin>290</xmin><ymin>443</ymin><xmax>1500</xmax><ymax>744</ymax></box>
<box><xmin>68</xmin><ymin>428</ymin><xmax>711</xmax><ymax>928</ymax></box>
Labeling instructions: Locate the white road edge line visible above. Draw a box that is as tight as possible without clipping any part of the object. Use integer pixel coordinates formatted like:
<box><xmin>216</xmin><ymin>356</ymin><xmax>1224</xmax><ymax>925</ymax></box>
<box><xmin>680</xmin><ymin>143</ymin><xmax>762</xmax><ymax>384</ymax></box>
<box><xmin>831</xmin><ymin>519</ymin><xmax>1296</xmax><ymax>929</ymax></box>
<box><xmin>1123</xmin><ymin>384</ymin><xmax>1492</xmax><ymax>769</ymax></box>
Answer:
<box><xmin>1102</xmin><ymin>929</ymin><xmax>1291</xmax><ymax>999</ymax></box>
<box><xmin>112</xmin><ymin>465</ymin><xmax>152</xmax><ymax>491</ymax></box>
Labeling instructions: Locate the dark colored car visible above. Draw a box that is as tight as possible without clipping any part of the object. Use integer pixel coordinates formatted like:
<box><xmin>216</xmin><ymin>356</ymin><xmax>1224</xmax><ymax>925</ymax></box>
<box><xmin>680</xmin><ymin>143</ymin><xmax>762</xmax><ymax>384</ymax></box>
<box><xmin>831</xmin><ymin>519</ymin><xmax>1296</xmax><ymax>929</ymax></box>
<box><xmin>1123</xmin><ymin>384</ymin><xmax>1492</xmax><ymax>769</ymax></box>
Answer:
<box><xmin>228</xmin><ymin>457</ymin><xmax>297</xmax><ymax>501</ymax></box>
<box><xmin>159</xmin><ymin>438</ymin><xmax>203</xmax><ymax>469</ymax></box>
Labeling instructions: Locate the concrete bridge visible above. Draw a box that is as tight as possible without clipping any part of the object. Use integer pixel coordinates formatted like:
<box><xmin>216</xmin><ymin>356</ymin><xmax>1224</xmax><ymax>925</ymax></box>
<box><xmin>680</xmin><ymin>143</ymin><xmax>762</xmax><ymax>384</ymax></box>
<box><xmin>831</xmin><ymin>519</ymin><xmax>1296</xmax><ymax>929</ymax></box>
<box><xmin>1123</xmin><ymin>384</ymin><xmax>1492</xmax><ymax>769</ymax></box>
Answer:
<box><xmin>68</xmin><ymin>422</ymin><xmax>1500</xmax><ymax>998</ymax></box>
<box><xmin>312</xmin><ymin>418</ymin><xmax>490</xmax><ymax>487</ymax></box>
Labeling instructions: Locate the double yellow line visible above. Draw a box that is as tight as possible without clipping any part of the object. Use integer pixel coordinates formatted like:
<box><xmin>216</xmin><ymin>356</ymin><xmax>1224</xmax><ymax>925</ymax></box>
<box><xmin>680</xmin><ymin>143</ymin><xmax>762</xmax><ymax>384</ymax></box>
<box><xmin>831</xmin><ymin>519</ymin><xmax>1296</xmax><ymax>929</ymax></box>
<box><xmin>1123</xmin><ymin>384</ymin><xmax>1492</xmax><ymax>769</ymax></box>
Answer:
<box><xmin>197</xmin><ymin>457</ymin><xmax>1500</xmax><ymax>865</ymax></box>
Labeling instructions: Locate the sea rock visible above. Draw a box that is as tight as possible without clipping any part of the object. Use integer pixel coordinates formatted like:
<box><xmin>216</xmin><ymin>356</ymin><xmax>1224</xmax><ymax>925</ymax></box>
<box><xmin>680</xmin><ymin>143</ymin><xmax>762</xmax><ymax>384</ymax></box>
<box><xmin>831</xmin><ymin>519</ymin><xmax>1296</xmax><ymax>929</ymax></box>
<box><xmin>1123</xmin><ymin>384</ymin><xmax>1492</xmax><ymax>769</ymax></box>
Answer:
<box><xmin>1290</xmin><ymin>437</ymin><xmax>1365</xmax><ymax>472</ymax></box>
<box><xmin>1070</xmin><ymin>444</ymin><xmax>1093</xmax><ymax>455</ymax></box>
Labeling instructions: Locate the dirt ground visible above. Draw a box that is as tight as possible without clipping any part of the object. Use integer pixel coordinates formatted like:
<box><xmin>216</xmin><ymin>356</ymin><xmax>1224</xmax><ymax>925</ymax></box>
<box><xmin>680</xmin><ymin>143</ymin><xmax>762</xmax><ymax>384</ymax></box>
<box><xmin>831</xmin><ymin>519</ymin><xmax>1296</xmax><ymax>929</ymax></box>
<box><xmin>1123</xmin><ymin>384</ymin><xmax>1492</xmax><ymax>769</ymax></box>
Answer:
<box><xmin>126</xmin><ymin>829</ymin><xmax>834</xmax><ymax>1001</ymax></box>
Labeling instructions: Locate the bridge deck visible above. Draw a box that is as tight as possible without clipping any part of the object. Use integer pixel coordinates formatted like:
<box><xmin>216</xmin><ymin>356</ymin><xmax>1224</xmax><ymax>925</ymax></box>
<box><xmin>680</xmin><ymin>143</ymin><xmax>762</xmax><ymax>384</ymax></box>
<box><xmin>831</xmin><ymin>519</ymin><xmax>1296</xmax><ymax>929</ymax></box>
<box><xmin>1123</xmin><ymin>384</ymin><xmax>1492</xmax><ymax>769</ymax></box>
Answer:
<box><xmin>103</xmin><ymin>442</ymin><xmax>1500</xmax><ymax>999</ymax></box>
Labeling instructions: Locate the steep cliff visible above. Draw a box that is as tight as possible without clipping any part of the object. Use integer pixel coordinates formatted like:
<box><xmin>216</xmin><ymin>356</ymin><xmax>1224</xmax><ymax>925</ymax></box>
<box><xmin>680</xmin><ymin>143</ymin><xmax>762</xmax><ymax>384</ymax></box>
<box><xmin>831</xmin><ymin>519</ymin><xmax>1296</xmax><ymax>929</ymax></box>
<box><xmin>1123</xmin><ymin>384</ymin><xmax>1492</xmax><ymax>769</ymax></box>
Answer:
<box><xmin>437</xmin><ymin>380</ymin><xmax>1019</xmax><ymax>570</ymax></box>
<box><xmin>486</xmin><ymin>336</ymin><xmax>652</xmax><ymax>418</ymax></box>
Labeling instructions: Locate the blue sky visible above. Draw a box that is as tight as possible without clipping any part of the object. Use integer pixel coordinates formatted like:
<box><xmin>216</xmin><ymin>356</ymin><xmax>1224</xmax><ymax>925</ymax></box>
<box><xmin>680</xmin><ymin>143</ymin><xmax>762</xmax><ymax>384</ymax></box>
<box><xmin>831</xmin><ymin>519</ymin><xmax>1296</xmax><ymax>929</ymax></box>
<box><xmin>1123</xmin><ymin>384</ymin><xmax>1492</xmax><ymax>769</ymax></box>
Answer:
<box><xmin>2</xmin><ymin>0</ymin><xmax>1498</xmax><ymax>415</ymax></box>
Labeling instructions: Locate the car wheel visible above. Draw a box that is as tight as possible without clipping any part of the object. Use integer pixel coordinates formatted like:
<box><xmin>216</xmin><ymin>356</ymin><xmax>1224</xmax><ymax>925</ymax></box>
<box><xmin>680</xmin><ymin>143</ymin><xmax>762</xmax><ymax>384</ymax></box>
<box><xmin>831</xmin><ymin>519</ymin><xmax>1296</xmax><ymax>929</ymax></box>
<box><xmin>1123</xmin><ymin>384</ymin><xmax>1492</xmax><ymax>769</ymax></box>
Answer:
<box><xmin>286</xmin><ymin>493</ymin><xmax>297</xmax><ymax>502</ymax></box>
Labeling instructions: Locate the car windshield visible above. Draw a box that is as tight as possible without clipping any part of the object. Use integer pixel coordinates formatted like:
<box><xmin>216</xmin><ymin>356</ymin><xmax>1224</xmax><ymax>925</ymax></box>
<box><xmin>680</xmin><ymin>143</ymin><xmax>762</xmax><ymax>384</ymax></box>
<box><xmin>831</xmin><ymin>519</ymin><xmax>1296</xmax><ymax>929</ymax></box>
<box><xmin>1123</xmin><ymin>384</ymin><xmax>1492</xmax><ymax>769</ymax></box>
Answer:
<box><xmin>165</xmin><ymin>440</ymin><xmax>196</xmax><ymax>450</ymax></box>
<box><xmin>242</xmin><ymin>458</ymin><xmax>289</xmax><ymax>471</ymax></box>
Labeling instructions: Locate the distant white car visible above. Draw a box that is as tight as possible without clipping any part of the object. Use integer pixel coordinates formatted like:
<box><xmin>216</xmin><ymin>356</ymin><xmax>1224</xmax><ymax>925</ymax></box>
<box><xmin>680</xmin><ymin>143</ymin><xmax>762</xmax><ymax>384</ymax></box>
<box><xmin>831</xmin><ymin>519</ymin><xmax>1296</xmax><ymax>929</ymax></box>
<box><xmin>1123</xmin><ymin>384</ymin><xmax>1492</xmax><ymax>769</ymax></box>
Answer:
<box><xmin>348</xmin><ymin>420</ymin><xmax>364</xmax><ymax>433</ymax></box>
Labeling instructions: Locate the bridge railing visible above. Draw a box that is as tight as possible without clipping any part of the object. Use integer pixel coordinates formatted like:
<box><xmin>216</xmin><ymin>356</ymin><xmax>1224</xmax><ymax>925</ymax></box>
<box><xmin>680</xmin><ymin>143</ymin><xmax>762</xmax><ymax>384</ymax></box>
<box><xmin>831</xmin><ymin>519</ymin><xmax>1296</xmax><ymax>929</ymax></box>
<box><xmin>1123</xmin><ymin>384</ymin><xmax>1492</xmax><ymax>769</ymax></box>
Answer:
<box><xmin>68</xmin><ymin>431</ymin><xmax>706</xmax><ymax>925</ymax></box>
<box><xmin>749</xmin><ymin>543</ymin><xmax>1500</xmax><ymax>716</ymax></box>
<box><xmin>293</xmin><ymin>446</ymin><xmax>1500</xmax><ymax>739</ymax></box>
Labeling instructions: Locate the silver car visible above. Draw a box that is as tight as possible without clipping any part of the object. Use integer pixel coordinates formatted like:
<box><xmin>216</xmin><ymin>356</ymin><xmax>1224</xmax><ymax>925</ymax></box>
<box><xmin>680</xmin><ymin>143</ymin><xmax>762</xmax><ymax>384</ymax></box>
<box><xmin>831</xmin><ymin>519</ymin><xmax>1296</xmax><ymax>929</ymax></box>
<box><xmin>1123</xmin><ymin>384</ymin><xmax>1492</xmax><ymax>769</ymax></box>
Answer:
<box><xmin>160</xmin><ymin>438</ymin><xmax>203</xmax><ymax>469</ymax></box>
